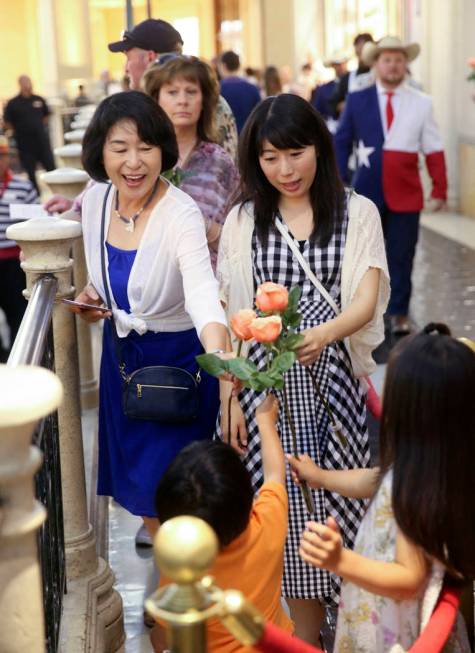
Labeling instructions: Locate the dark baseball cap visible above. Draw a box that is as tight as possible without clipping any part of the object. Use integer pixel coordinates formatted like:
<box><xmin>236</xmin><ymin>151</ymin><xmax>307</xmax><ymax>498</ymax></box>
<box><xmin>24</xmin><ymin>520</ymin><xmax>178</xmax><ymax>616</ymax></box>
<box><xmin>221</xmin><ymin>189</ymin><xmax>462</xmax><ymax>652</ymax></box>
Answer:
<box><xmin>108</xmin><ymin>19</ymin><xmax>183</xmax><ymax>54</ymax></box>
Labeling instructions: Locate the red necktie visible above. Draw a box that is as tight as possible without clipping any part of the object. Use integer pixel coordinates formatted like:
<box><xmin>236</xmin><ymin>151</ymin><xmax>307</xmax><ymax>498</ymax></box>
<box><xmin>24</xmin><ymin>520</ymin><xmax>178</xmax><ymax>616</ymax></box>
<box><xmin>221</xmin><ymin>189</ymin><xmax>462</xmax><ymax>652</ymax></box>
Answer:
<box><xmin>386</xmin><ymin>91</ymin><xmax>394</xmax><ymax>130</ymax></box>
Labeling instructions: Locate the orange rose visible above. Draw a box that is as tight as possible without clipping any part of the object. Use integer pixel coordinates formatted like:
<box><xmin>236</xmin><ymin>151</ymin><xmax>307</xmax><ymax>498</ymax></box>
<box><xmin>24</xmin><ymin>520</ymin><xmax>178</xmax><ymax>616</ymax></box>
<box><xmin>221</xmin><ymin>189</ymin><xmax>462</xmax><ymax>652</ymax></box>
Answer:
<box><xmin>230</xmin><ymin>309</ymin><xmax>257</xmax><ymax>341</ymax></box>
<box><xmin>468</xmin><ymin>57</ymin><xmax>475</xmax><ymax>68</ymax></box>
<box><xmin>249</xmin><ymin>316</ymin><xmax>282</xmax><ymax>343</ymax></box>
<box><xmin>256</xmin><ymin>282</ymin><xmax>289</xmax><ymax>313</ymax></box>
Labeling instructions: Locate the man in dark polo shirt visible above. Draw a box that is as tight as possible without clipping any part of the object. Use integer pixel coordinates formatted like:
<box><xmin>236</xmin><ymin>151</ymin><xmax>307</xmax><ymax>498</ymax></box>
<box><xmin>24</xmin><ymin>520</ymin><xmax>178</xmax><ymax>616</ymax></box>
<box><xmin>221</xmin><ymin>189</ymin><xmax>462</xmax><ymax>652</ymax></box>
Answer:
<box><xmin>219</xmin><ymin>51</ymin><xmax>261</xmax><ymax>133</ymax></box>
<box><xmin>3</xmin><ymin>75</ymin><xmax>55</xmax><ymax>192</ymax></box>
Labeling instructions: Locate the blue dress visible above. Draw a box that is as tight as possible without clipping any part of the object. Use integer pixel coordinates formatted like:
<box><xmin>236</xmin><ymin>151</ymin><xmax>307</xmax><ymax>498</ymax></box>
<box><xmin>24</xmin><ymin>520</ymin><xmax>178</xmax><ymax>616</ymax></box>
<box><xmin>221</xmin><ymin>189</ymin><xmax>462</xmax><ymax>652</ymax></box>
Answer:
<box><xmin>97</xmin><ymin>242</ymin><xmax>219</xmax><ymax>517</ymax></box>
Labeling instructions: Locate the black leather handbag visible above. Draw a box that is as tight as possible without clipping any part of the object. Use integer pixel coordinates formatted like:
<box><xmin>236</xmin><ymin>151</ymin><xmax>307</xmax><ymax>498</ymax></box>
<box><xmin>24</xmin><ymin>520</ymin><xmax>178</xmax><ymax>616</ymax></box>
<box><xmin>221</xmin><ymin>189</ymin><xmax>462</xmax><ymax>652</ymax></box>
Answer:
<box><xmin>99</xmin><ymin>184</ymin><xmax>200</xmax><ymax>423</ymax></box>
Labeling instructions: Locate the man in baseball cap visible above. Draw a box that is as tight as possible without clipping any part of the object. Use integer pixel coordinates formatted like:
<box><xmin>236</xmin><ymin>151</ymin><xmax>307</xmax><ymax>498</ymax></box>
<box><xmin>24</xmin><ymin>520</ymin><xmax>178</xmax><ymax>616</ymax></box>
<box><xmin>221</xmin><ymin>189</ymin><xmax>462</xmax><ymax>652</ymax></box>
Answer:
<box><xmin>108</xmin><ymin>18</ymin><xmax>183</xmax><ymax>90</ymax></box>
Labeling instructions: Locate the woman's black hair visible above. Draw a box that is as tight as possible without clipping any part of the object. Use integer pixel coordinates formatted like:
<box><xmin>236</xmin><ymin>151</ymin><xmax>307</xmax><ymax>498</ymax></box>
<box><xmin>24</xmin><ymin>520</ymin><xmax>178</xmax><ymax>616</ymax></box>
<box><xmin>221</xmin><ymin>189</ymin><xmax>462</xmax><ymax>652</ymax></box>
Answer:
<box><xmin>238</xmin><ymin>94</ymin><xmax>345</xmax><ymax>248</ymax></box>
<box><xmin>81</xmin><ymin>91</ymin><xmax>178</xmax><ymax>181</ymax></box>
<box><xmin>155</xmin><ymin>440</ymin><xmax>254</xmax><ymax>548</ymax></box>
<box><xmin>380</xmin><ymin>323</ymin><xmax>475</xmax><ymax>580</ymax></box>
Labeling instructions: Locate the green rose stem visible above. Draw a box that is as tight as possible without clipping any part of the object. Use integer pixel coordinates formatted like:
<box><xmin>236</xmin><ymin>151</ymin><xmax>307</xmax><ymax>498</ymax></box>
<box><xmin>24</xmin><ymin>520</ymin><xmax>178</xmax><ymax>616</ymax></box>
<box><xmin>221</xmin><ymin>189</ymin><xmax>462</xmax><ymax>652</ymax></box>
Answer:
<box><xmin>307</xmin><ymin>368</ymin><xmax>348</xmax><ymax>448</ymax></box>
<box><xmin>227</xmin><ymin>339</ymin><xmax>244</xmax><ymax>446</ymax></box>
<box><xmin>283</xmin><ymin>379</ymin><xmax>315</xmax><ymax>515</ymax></box>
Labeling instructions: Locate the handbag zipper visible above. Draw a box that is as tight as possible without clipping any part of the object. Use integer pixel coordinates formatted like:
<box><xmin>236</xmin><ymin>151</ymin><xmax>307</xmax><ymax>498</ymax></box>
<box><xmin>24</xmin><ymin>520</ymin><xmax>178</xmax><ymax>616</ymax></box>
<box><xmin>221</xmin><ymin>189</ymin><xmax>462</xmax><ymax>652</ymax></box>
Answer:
<box><xmin>137</xmin><ymin>383</ymin><xmax>190</xmax><ymax>398</ymax></box>
<box><xmin>128</xmin><ymin>366</ymin><xmax>201</xmax><ymax>386</ymax></box>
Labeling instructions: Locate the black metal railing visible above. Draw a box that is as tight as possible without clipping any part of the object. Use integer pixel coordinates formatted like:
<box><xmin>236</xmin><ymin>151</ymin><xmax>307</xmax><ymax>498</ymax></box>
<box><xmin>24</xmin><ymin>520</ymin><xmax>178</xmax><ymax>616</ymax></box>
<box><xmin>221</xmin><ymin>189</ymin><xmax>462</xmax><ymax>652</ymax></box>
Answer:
<box><xmin>7</xmin><ymin>274</ymin><xmax>66</xmax><ymax>653</ymax></box>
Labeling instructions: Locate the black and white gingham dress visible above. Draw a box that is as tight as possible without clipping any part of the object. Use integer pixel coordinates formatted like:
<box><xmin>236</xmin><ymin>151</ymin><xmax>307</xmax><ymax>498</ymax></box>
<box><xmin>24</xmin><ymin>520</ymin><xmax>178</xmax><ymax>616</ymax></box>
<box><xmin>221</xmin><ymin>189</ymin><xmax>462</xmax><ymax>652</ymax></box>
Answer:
<box><xmin>239</xmin><ymin>202</ymin><xmax>370</xmax><ymax>603</ymax></box>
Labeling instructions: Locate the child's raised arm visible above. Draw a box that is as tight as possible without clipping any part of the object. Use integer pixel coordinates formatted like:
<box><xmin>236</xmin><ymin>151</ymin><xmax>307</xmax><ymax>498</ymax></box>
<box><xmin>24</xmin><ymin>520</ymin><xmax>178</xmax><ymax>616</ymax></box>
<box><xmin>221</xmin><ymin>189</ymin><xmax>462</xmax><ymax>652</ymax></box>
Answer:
<box><xmin>255</xmin><ymin>394</ymin><xmax>285</xmax><ymax>486</ymax></box>
<box><xmin>300</xmin><ymin>518</ymin><xmax>428</xmax><ymax>602</ymax></box>
<box><xmin>287</xmin><ymin>454</ymin><xmax>379</xmax><ymax>499</ymax></box>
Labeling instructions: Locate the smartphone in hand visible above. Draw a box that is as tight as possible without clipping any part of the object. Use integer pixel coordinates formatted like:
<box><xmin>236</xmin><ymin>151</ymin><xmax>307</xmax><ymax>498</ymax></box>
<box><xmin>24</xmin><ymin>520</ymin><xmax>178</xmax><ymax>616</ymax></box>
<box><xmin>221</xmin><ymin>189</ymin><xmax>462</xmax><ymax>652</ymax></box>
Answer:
<box><xmin>61</xmin><ymin>298</ymin><xmax>110</xmax><ymax>313</ymax></box>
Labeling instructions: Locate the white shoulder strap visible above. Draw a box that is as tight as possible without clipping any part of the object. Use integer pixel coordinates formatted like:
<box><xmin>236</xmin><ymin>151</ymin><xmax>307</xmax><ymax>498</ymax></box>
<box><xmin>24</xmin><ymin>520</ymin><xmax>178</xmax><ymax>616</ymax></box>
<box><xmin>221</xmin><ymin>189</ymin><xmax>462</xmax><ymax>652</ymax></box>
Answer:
<box><xmin>274</xmin><ymin>216</ymin><xmax>341</xmax><ymax>316</ymax></box>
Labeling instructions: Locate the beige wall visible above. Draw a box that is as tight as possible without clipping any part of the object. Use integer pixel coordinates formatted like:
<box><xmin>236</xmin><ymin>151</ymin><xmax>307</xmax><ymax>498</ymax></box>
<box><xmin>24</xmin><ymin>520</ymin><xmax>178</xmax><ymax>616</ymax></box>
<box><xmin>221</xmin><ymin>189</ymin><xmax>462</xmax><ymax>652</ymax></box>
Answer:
<box><xmin>406</xmin><ymin>0</ymin><xmax>475</xmax><ymax>215</ymax></box>
<box><xmin>0</xmin><ymin>0</ymin><xmax>42</xmax><ymax>103</ymax></box>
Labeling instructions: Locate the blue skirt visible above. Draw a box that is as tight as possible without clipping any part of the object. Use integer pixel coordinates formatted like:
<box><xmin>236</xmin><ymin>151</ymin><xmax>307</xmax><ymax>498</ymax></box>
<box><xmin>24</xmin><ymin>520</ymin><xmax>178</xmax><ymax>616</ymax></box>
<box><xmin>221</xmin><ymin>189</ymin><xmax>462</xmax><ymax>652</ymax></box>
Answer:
<box><xmin>97</xmin><ymin>322</ymin><xmax>219</xmax><ymax>517</ymax></box>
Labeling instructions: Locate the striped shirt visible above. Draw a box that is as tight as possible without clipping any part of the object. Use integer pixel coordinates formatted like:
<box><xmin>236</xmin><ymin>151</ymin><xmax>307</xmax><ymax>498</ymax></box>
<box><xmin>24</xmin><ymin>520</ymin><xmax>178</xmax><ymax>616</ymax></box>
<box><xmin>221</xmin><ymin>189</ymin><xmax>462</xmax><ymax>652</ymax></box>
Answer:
<box><xmin>0</xmin><ymin>173</ymin><xmax>38</xmax><ymax>249</ymax></box>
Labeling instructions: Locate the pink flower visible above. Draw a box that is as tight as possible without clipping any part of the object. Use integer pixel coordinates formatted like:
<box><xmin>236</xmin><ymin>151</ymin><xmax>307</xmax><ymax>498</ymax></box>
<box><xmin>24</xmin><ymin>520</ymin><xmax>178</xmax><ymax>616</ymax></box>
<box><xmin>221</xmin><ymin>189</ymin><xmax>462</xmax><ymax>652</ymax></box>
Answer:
<box><xmin>230</xmin><ymin>309</ymin><xmax>257</xmax><ymax>341</ymax></box>
<box><xmin>256</xmin><ymin>282</ymin><xmax>289</xmax><ymax>313</ymax></box>
<box><xmin>249</xmin><ymin>316</ymin><xmax>282</xmax><ymax>343</ymax></box>
<box><xmin>468</xmin><ymin>57</ymin><xmax>475</xmax><ymax>68</ymax></box>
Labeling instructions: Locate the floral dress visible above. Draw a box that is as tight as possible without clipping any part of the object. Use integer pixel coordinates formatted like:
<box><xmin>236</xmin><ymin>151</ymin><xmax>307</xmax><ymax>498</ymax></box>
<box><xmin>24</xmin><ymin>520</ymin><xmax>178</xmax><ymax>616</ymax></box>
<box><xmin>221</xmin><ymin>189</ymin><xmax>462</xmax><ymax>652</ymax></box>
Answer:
<box><xmin>334</xmin><ymin>470</ymin><xmax>470</xmax><ymax>653</ymax></box>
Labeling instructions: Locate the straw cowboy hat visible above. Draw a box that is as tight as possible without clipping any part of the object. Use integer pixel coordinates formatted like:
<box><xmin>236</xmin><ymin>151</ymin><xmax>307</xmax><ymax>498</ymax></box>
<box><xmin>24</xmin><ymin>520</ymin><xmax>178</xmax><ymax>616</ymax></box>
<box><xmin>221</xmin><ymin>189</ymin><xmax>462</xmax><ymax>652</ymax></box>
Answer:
<box><xmin>323</xmin><ymin>51</ymin><xmax>349</xmax><ymax>68</ymax></box>
<box><xmin>362</xmin><ymin>36</ymin><xmax>420</xmax><ymax>66</ymax></box>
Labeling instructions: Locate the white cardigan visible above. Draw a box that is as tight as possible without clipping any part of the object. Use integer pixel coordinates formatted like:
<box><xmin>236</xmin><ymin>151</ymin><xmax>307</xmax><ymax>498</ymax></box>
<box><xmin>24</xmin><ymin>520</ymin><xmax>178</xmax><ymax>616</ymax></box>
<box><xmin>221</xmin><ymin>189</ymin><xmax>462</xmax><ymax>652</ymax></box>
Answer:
<box><xmin>82</xmin><ymin>181</ymin><xmax>227</xmax><ymax>338</ymax></box>
<box><xmin>216</xmin><ymin>192</ymin><xmax>390</xmax><ymax>378</ymax></box>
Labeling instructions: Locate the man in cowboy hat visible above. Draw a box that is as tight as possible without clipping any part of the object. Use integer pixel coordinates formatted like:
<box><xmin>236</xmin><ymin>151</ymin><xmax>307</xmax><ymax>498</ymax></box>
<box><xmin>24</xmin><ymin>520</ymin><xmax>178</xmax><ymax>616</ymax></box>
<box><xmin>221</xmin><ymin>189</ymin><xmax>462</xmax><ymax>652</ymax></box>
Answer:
<box><xmin>335</xmin><ymin>36</ymin><xmax>447</xmax><ymax>335</ymax></box>
<box><xmin>330</xmin><ymin>32</ymin><xmax>374</xmax><ymax>117</ymax></box>
<box><xmin>311</xmin><ymin>52</ymin><xmax>348</xmax><ymax>133</ymax></box>
<box><xmin>0</xmin><ymin>135</ymin><xmax>38</xmax><ymax>361</ymax></box>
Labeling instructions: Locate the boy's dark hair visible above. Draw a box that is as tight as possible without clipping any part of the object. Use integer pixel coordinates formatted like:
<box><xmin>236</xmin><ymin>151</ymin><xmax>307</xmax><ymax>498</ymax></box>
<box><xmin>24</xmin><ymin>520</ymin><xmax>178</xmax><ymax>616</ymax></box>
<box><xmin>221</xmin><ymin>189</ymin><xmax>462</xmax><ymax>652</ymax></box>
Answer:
<box><xmin>221</xmin><ymin>50</ymin><xmax>240</xmax><ymax>72</ymax></box>
<box><xmin>380</xmin><ymin>323</ymin><xmax>475</xmax><ymax>580</ymax></box>
<box><xmin>82</xmin><ymin>91</ymin><xmax>178</xmax><ymax>181</ymax></box>
<box><xmin>155</xmin><ymin>440</ymin><xmax>254</xmax><ymax>548</ymax></box>
<box><xmin>238</xmin><ymin>93</ymin><xmax>345</xmax><ymax>248</ymax></box>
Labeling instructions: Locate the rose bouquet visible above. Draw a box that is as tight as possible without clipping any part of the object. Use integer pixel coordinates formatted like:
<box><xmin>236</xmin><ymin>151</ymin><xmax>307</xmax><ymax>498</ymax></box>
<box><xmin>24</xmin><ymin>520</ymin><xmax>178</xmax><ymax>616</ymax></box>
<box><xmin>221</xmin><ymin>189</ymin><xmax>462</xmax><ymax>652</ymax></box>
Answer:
<box><xmin>198</xmin><ymin>282</ymin><xmax>317</xmax><ymax>512</ymax></box>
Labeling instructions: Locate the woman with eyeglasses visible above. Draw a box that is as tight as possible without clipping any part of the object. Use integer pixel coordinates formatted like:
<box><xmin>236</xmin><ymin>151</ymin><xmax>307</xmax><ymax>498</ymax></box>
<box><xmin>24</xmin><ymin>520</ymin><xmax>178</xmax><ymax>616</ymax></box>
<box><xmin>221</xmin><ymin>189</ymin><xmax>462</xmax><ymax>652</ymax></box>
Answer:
<box><xmin>144</xmin><ymin>56</ymin><xmax>240</xmax><ymax>270</ymax></box>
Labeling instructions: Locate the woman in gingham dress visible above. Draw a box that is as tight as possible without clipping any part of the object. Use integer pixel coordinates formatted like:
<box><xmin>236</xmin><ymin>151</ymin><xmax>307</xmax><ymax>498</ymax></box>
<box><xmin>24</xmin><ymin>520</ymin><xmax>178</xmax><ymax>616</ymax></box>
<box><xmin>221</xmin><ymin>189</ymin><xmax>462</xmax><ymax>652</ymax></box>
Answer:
<box><xmin>217</xmin><ymin>94</ymin><xmax>390</xmax><ymax>646</ymax></box>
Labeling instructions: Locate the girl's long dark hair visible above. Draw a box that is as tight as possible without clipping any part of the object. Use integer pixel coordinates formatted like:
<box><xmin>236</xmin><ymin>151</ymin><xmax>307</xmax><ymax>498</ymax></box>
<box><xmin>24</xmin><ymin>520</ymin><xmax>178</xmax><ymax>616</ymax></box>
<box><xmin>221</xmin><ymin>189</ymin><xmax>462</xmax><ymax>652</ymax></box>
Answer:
<box><xmin>380</xmin><ymin>323</ymin><xmax>475</xmax><ymax>580</ymax></box>
<box><xmin>238</xmin><ymin>94</ymin><xmax>345</xmax><ymax>248</ymax></box>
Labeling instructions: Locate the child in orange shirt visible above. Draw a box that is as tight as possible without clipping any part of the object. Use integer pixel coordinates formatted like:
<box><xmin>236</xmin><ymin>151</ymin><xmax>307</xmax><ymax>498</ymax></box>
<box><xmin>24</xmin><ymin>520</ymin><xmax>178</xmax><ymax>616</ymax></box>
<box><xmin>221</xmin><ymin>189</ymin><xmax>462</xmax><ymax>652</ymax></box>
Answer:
<box><xmin>151</xmin><ymin>395</ymin><xmax>293</xmax><ymax>653</ymax></box>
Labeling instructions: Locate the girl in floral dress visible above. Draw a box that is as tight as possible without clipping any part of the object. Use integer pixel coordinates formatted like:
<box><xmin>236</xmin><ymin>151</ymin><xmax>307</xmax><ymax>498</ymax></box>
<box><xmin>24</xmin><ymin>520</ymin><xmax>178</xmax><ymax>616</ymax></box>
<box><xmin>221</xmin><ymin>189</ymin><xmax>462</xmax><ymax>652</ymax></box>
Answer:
<box><xmin>290</xmin><ymin>324</ymin><xmax>475</xmax><ymax>652</ymax></box>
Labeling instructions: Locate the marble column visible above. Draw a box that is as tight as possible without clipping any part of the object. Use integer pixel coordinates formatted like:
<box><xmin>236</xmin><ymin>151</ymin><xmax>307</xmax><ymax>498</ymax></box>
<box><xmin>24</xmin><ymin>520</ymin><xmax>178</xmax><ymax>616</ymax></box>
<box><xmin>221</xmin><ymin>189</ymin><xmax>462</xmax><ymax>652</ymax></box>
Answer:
<box><xmin>40</xmin><ymin>169</ymin><xmax>99</xmax><ymax>410</ymax></box>
<box><xmin>0</xmin><ymin>364</ymin><xmax>63</xmax><ymax>653</ymax></box>
<box><xmin>5</xmin><ymin>216</ymin><xmax>124</xmax><ymax>653</ymax></box>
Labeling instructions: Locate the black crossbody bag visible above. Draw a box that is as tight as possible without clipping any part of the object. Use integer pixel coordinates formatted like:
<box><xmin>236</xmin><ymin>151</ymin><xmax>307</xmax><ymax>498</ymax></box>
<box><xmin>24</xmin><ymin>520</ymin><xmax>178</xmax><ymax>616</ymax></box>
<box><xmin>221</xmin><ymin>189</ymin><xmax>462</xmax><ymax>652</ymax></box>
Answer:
<box><xmin>99</xmin><ymin>184</ymin><xmax>200</xmax><ymax>423</ymax></box>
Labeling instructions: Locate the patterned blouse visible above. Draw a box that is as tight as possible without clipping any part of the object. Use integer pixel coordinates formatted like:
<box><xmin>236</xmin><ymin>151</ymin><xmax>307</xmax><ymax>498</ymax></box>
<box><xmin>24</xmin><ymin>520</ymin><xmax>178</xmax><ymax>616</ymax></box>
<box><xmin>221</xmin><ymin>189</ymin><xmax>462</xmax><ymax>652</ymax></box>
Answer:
<box><xmin>215</xmin><ymin>96</ymin><xmax>238</xmax><ymax>161</ymax></box>
<box><xmin>177</xmin><ymin>141</ymin><xmax>240</xmax><ymax>270</ymax></box>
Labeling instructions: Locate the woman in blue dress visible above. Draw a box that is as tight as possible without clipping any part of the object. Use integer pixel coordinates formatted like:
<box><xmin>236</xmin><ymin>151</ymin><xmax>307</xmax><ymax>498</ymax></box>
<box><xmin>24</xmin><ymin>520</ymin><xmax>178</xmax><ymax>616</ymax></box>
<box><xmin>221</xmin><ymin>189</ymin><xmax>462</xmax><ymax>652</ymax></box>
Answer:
<box><xmin>69</xmin><ymin>91</ymin><xmax>229</xmax><ymax>538</ymax></box>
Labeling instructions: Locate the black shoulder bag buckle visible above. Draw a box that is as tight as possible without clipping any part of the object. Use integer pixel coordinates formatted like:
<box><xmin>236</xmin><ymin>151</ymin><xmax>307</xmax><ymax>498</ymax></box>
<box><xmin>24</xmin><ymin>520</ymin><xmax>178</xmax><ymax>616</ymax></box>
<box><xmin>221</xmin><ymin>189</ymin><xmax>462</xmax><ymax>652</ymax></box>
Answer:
<box><xmin>99</xmin><ymin>184</ymin><xmax>201</xmax><ymax>423</ymax></box>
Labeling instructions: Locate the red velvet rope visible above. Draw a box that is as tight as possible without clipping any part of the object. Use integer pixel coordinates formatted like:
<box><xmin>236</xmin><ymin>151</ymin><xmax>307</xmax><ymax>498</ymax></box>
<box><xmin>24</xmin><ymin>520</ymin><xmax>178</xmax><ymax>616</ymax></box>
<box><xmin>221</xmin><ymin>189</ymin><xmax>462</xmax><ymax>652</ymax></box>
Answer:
<box><xmin>408</xmin><ymin>586</ymin><xmax>461</xmax><ymax>653</ymax></box>
<box><xmin>255</xmin><ymin>623</ymin><xmax>323</xmax><ymax>653</ymax></box>
<box><xmin>254</xmin><ymin>586</ymin><xmax>460</xmax><ymax>653</ymax></box>
<box><xmin>366</xmin><ymin>376</ymin><xmax>382</xmax><ymax>419</ymax></box>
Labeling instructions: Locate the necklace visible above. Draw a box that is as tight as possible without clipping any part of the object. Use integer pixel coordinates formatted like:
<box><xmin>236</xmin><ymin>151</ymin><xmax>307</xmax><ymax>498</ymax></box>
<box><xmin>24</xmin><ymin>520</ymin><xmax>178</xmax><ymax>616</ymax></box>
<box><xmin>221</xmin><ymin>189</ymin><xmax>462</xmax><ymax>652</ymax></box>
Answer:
<box><xmin>114</xmin><ymin>176</ymin><xmax>161</xmax><ymax>233</ymax></box>
<box><xmin>177</xmin><ymin>138</ymin><xmax>198</xmax><ymax>168</ymax></box>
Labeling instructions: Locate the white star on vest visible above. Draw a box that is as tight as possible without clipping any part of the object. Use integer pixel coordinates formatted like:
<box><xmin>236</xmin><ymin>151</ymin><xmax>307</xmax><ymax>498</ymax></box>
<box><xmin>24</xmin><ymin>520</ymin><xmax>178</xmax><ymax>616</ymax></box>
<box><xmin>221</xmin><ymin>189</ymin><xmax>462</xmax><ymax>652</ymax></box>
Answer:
<box><xmin>356</xmin><ymin>139</ymin><xmax>375</xmax><ymax>168</ymax></box>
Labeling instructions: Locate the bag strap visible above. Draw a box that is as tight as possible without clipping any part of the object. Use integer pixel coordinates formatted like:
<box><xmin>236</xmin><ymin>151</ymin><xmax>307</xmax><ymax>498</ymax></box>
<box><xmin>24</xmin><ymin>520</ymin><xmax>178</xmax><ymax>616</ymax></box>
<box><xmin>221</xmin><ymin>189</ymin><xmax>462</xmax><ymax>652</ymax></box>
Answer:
<box><xmin>99</xmin><ymin>184</ymin><xmax>128</xmax><ymax>379</ymax></box>
<box><xmin>274</xmin><ymin>215</ymin><xmax>341</xmax><ymax>316</ymax></box>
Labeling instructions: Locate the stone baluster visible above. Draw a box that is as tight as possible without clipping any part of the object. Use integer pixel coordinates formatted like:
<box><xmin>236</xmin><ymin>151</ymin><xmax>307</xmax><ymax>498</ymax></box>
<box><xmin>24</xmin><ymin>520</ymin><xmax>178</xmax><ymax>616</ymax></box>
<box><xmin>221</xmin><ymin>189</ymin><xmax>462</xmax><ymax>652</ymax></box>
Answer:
<box><xmin>0</xmin><ymin>364</ymin><xmax>63</xmax><ymax>653</ymax></box>
<box><xmin>40</xmin><ymin>168</ymin><xmax>98</xmax><ymax>410</ymax></box>
<box><xmin>5</xmin><ymin>216</ymin><xmax>124</xmax><ymax>653</ymax></box>
<box><xmin>54</xmin><ymin>143</ymin><xmax>83</xmax><ymax>170</ymax></box>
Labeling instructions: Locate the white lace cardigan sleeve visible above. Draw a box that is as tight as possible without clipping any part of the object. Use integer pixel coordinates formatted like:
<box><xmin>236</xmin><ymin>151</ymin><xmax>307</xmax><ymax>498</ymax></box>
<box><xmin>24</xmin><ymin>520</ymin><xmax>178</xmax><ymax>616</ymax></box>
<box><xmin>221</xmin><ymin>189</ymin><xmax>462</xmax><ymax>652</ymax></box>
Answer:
<box><xmin>341</xmin><ymin>192</ymin><xmax>390</xmax><ymax>378</ymax></box>
<box><xmin>216</xmin><ymin>202</ymin><xmax>254</xmax><ymax>351</ymax></box>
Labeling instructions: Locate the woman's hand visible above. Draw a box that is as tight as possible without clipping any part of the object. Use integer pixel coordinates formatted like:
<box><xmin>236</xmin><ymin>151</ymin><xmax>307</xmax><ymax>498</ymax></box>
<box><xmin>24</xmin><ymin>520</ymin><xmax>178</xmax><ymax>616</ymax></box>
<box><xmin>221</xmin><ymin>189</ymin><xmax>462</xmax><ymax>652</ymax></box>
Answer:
<box><xmin>286</xmin><ymin>453</ymin><xmax>324</xmax><ymax>488</ymax></box>
<box><xmin>299</xmin><ymin>517</ymin><xmax>343</xmax><ymax>573</ymax></box>
<box><xmin>43</xmin><ymin>195</ymin><xmax>73</xmax><ymax>214</ymax></box>
<box><xmin>68</xmin><ymin>285</ymin><xmax>111</xmax><ymax>323</ymax></box>
<box><xmin>296</xmin><ymin>323</ymin><xmax>333</xmax><ymax>366</ymax></box>
<box><xmin>220</xmin><ymin>389</ymin><xmax>248</xmax><ymax>454</ymax></box>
